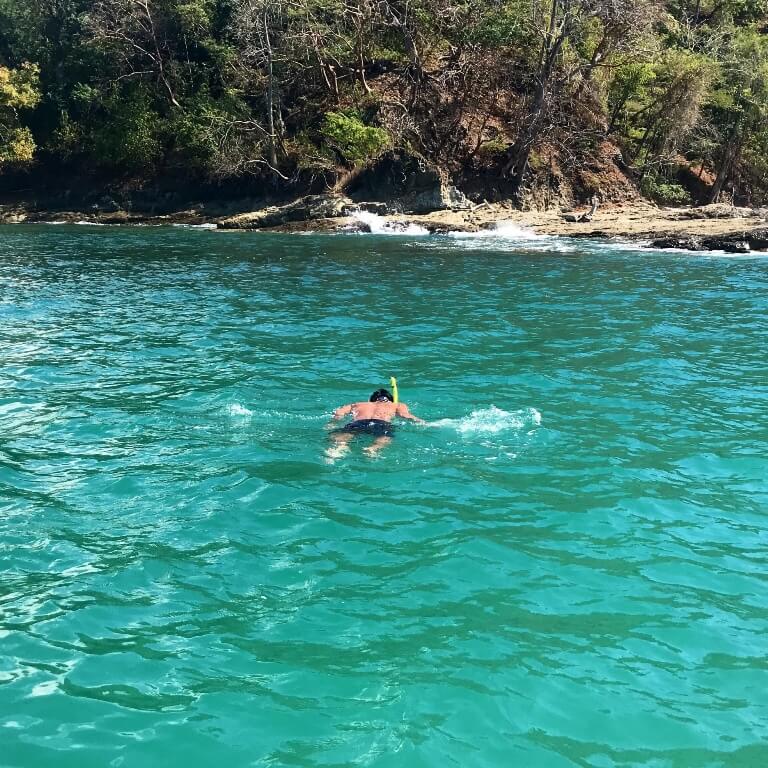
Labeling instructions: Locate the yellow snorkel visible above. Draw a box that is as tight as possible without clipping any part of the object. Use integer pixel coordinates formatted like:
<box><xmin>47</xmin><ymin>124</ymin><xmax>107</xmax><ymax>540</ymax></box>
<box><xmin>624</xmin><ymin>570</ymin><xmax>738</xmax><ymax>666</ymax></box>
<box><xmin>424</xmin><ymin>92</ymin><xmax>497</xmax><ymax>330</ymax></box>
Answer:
<box><xmin>390</xmin><ymin>376</ymin><xmax>399</xmax><ymax>404</ymax></box>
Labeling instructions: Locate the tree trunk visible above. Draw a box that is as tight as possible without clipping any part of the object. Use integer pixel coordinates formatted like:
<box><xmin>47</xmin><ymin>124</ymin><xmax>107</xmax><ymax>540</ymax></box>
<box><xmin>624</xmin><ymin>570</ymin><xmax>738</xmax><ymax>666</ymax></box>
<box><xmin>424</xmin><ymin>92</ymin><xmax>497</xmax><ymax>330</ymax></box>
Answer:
<box><xmin>504</xmin><ymin>29</ymin><xmax>566</xmax><ymax>199</ymax></box>
<box><xmin>355</xmin><ymin>14</ymin><xmax>371</xmax><ymax>94</ymax></box>
<box><xmin>576</xmin><ymin>32</ymin><xmax>609</xmax><ymax>98</ymax></box>
<box><xmin>607</xmin><ymin>92</ymin><xmax>629</xmax><ymax>134</ymax></box>
<box><xmin>709</xmin><ymin>123</ymin><xmax>741</xmax><ymax>203</ymax></box>
<box><xmin>263</xmin><ymin>10</ymin><xmax>277</xmax><ymax>168</ymax></box>
<box><xmin>634</xmin><ymin>115</ymin><xmax>660</xmax><ymax>164</ymax></box>
<box><xmin>138</xmin><ymin>0</ymin><xmax>180</xmax><ymax>107</ymax></box>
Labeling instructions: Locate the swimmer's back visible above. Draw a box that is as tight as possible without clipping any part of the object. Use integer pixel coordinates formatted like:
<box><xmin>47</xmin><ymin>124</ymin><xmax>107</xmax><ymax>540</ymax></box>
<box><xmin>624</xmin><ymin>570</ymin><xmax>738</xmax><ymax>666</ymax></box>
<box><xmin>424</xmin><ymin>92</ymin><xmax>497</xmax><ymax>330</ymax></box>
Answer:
<box><xmin>347</xmin><ymin>401</ymin><xmax>398</xmax><ymax>422</ymax></box>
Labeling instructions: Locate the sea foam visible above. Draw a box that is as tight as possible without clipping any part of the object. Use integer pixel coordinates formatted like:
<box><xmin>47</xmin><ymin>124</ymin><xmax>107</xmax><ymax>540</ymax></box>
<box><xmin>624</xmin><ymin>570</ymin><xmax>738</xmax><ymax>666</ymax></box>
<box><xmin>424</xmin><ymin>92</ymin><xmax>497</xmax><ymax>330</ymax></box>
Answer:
<box><xmin>349</xmin><ymin>210</ymin><xmax>429</xmax><ymax>235</ymax></box>
<box><xmin>430</xmin><ymin>405</ymin><xmax>541</xmax><ymax>435</ymax></box>
<box><xmin>448</xmin><ymin>221</ymin><xmax>545</xmax><ymax>240</ymax></box>
<box><xmin>227</xmin><ymin>403</ymin><xmax>254</xmax><ymax>417</ymax></box>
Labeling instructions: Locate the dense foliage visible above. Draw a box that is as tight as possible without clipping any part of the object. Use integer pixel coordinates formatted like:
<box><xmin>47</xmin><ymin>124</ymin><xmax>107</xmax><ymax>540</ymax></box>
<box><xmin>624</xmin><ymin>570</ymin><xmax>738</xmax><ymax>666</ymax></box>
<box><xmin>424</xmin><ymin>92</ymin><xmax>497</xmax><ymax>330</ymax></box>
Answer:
<box><xmin>1</xmin><ymin>0</ymin><xmax>767</xmax><ymax>204</ymax></box>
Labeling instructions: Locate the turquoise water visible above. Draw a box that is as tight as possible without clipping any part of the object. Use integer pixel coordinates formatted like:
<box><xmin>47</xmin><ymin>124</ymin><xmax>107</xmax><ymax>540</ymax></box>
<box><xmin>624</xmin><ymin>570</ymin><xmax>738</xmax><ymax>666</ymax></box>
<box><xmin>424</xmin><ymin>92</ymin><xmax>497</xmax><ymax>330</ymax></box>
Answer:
<box><xmin>1</xmin><ymin>224</ymin><xmax>767</xmax><ymax>767</ymax></box>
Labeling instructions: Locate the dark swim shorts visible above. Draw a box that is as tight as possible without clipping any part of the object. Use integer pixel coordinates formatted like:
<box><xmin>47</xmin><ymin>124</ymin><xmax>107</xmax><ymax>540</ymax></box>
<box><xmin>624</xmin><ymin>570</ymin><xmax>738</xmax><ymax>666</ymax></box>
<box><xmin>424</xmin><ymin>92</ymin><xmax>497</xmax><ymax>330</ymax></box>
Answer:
<box><xmin>338</xmin><ymin>419</ymin><xmax>394</xmax><ymax>437</ymax></box>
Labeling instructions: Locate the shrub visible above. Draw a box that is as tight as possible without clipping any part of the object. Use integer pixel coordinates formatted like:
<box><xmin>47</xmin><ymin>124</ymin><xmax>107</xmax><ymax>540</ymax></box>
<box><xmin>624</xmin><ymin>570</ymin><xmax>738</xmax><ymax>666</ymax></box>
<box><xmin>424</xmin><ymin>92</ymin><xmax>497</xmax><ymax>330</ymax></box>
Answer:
<box><xmin>91</xmin><ymin>90</ymin><xmax>161</xmax><ymax>173</ymax></box>
<box><xmin>0</xmin><ymin>126</ymin><xmax>36</xmax><ymax>164</ymax></box>
<box><xmin>640</xmin><ymin>174</ymin><xmax>691</xmax><ymax>205</ymax></box>
<box><xmin>320</xmin><ymin>110</ymin><xmax>389</xmax><ymax>164</ymax></box>
<box><xmin>477</xmin><ymin>137</ymin><xmax>507</xmax><ymax>158</ymax></box>
<box><xmin>0</xmin><ymin>63</ymin><xmax>40</xmax><ymax>166</ymax></box>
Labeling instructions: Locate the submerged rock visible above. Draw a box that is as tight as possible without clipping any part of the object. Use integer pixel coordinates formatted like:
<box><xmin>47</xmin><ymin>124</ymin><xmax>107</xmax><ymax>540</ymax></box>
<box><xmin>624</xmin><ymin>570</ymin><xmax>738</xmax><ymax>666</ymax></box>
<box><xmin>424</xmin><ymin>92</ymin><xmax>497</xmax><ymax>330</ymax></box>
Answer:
<box><xmin>343</xmin><ymin>220</ymin><xmax>372</xmax><ymax>233</ymax></box>
<box><xmin>424</xmin><ymin>221</ymin><xmax>479</xmax><ymax>234</ymax></box>
<box><xmin>261</xmin><ymin>217</ymin><xmax>347</xmax><ymax>233</ymax></box>
<box><xmin>648</xmin><ymin>236</ymin><xmax>704</xmax><ymax>250</ymax></box>
<box><xmin>700</xmin><ymin>237</ymin><xmax>751</xmax><ymax>253</ymax></box>
<box><xmin>648</xmin><ymin>234</ymin><xmax>752</xmax><ymax>253</ymax></box>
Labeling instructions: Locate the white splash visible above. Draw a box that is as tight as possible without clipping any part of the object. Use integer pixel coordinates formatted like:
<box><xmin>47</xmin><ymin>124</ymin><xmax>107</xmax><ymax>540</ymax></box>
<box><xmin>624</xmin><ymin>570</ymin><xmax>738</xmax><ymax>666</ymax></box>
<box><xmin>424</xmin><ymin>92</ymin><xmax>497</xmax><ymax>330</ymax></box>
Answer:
<box><xmin>449</xmin><ymin>221</ymin><xmax>545</xmax><ymax>240</ymax></box>
<box><xmin>429</xmin><ymin>406</ymin><xmax>541</xmax><ymax>435</ymax></box>
<box><xmin>350</xmin><ymin>210</ymin><xmax>429</xmax><ymax>236</ymax></box>
<box><xmin>227</xmin><ymin>403</ymin><xmax>253</xmax><ymax>417</ymax></box>
<box><xmin>450</xmin><ymin>220</ymin><xmax>579</xmax><ymax>253</ymax></box>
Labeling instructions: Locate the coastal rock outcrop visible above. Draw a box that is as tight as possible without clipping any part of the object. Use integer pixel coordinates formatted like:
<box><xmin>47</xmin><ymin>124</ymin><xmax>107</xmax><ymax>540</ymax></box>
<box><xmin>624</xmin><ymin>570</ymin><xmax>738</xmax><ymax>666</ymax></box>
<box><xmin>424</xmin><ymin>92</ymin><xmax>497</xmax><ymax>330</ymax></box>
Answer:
<box><xmin>218</xmin><ymin>194</ymin><xmax>352</xmax><ymax>229</ymax></box>
<box><xmin>346</xmin><ymin>201</ymin><xmax>389</xmax><ymax>215</ymax></box>
<box><xmin>0</xmin><ymin>207</ymin><xmax>27</xmax><ymax>224</ymax></box>
<box><xmin>747</xmin><ymin>227</ymin><xmax>768</xmax><ymax>249</ymax></box>
<box><xmin>216</xmin><ymin>154</ymin><xmax>474</xmax><ymax>230</ymax></box>
<box><xmin>648</xmin><ymin>236</ymin><xmax>704</xmax><ymax>250</ymax></box>
<box><xmin>674</xmin><ymin>204</ymin><xmax>756</xmax><ymax>220</ymax></box>
<box><xmin>701</xmin><ymin>238</ymin><xmax>751</xmax><ymax>253</ymax></box>
<box><xmin>647</xmin><ymin>234</ymin><xmax>754</xmax><ymax>253</ymax></box>
<box><xmin>345</xmin><ymin>151</ymin><xmax>471</xmax><ymax>213</ymax></box>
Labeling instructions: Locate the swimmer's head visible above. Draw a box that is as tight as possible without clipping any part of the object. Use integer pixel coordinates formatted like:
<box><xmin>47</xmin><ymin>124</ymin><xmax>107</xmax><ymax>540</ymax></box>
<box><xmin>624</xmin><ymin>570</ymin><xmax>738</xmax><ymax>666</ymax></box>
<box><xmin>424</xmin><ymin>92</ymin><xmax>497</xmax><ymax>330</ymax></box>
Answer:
<box><xmin>370</xmin><ymin>388</ymin><xmax>394</xmax><ymax>403</ymax></box>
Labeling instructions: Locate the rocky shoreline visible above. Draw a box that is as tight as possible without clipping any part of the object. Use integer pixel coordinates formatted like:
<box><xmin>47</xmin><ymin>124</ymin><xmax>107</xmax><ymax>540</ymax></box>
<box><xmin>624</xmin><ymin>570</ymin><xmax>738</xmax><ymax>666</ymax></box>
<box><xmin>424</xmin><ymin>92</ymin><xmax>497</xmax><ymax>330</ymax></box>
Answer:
<box><xmin>2</xmin><ymin>194</ymin><xmax>767</xmax><ymax>253</ymax></box>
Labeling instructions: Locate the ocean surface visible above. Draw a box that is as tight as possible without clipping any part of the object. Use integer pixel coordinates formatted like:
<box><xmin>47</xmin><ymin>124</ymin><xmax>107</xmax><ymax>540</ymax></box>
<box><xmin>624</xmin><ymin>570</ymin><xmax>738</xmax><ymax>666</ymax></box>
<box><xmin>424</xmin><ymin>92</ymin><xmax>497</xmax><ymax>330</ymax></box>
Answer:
<box><xmin>1</xmin><ymin>222</ymin><xmax>766</xmax><ymax>767</ymax></box>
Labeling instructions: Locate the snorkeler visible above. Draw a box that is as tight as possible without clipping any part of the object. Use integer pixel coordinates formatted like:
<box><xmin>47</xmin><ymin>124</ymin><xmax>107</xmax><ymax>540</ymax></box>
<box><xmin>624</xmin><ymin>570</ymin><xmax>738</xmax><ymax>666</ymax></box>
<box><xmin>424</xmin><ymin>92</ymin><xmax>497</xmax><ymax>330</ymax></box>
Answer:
<box><xmin>325</xmin><ymin>387</ymin><xmax>426</xmax><ymax>460</ymax></box>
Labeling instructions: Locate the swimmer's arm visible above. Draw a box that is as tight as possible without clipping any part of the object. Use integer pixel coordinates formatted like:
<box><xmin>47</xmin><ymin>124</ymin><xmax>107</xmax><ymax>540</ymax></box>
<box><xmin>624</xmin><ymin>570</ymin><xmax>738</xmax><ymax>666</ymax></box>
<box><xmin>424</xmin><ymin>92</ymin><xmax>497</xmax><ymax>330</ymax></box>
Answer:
<box><xmin>325</xmin><ymin>403</ymin><xmax>353</xmax><ymax>430</ymax></box>
<box><xmin>396</xmin><ymin>403</ymin><xmax>426</xmax><ymax>424</ymax></box>
<box><xmin>331</xmin><ymin>404</ymin><xmax>353</xmax><ymax>420</ymax></box>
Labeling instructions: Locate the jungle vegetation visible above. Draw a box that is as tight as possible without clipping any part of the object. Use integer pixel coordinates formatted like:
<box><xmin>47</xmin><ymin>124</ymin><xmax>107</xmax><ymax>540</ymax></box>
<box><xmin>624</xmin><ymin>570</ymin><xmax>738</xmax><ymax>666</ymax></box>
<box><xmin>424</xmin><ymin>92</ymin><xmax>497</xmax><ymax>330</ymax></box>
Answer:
<box><xmin>1</xmin><ymin>0</ymin><xmax>767</xmax><ymax>205</ymax></box>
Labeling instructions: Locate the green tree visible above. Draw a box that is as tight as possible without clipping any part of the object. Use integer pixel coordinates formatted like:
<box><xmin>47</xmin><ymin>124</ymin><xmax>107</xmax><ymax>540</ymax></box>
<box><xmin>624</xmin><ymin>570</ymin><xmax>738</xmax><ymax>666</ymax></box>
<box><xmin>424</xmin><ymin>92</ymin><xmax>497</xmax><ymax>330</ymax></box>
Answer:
<box><xmin>706</xmin><ymin>29</ymin><xmax>768</xmax><ymax>202</ymax></box>
<box><xmin>0</xmin><ymin>62</ymin><xmax>40</xmax><ymax>165</ymax></box>
<box><xmin>321</xmin><ymin>109</ymin><xmax>390</xmax><ymax>163</ymax></box>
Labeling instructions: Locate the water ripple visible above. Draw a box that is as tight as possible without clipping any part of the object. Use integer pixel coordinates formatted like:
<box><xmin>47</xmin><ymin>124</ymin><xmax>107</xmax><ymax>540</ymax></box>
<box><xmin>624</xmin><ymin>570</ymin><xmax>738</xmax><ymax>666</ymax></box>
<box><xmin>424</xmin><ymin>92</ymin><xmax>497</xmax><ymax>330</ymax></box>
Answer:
<box><xmin>1</xmin><ymin>225</ymin><xmax>767</xmax><ymax>766</ymax></box>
